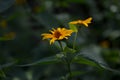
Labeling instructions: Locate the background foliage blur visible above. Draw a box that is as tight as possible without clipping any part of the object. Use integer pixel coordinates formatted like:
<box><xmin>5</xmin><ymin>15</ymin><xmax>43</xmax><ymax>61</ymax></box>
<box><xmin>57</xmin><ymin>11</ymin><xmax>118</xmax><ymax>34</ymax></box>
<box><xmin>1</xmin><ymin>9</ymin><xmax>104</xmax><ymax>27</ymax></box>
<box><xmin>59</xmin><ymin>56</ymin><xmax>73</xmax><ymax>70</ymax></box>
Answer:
<box><xmin>0</xmin><ymin>0</ymin><xmax>120</xmax><ymax>80</ymax></box>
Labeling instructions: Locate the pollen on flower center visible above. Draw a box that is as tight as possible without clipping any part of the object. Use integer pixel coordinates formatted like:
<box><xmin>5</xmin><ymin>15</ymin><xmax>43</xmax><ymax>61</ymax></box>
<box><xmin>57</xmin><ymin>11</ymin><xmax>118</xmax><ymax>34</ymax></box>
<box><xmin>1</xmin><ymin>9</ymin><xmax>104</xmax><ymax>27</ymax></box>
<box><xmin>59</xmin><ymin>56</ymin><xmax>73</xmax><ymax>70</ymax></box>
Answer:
<box><xmin>54</xmin><ymin>31</ymin><xmax>61</xmax><ymax>38</ymax></box>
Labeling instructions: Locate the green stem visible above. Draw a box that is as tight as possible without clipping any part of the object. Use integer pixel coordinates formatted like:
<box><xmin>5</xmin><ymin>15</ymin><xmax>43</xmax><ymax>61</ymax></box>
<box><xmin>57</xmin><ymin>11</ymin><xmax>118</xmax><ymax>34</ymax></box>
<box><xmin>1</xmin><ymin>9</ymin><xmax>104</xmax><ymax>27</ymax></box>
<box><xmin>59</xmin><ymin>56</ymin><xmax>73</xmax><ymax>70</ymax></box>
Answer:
<box><xmin>73</xmin><ymin>32</ymin><xmax>78</xmax><ymax>49</ymax></box>
<box><xmin>58</xmin><ymin>41</ymin><xmax>64</xmax><ymax>51</ymax></box>
<box><xmin>58</xmin><ymin>41</ymin><xmax>72</xmax><ymax>80</ymax></box>
<box><xmin>67</xmin><ymin>62</ymin><xmax>72</xmax><ymax>80</ymax></box>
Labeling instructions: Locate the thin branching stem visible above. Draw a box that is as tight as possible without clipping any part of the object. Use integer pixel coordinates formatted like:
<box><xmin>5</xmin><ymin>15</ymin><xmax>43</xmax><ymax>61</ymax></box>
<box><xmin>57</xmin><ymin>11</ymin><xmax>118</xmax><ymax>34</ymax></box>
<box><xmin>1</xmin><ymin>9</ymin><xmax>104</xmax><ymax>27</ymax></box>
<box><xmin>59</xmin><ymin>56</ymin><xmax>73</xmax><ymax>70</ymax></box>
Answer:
<box><xmin>67</xmin><ymin>62</ymin><xmax>72</xmax><ymax>80</ymax></box>
<box><xmin>58</xmin><ymin>41</ymin><xmax>64</xmax><ymax>51</ymax></box>
<box><xmin>73</xmin><ymin>32</ymin><xmax>78</xmax><ymax>49</ymax></box>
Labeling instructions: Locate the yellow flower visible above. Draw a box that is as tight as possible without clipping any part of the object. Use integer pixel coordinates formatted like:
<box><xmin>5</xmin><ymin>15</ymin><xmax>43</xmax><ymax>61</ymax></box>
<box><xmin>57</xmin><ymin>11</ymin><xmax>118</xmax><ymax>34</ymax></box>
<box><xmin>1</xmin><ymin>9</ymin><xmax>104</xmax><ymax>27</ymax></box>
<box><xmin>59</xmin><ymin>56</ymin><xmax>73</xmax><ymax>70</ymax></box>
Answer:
<box><xmin>4</xmin><ymin>32</ymin><xmax>16</xmax><ymax>40</ymax></box>
<box><xmin>0</xmin><ymin>20</ymin><xmax>7</xmax><ymax>28</ymax></box>
<box><xmin>100</xmin><ymin>40</ymin><xmax>110</xmax><ymax>48</ymax></box>
<box><xmin>69</xmin><ymin>17</ymin><xmax>92</xmax><ymax>27</ymax></box>
<box><xmin>41</xmin><ymin>28</ymin><xmax>73</xmax><ymax>44</ymax></box>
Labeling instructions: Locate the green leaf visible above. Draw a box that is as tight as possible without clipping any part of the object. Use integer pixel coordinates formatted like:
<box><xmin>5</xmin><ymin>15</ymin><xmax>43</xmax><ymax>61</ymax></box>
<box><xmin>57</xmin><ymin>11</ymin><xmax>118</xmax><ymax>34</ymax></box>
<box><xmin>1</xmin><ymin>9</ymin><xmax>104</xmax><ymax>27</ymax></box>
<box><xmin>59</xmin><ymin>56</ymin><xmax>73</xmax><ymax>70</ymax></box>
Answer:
<box><xmin>56</xmin><ymin>53</ymin><xmax>64</xmax><ymax>59</ymax></box>
<box><xmin>0</xmin><ymin>62</ymin><xmax>15</xmax><ymax>78</ymax></box>
<box><xmin>64</xmin><ymin>47</ymin><xmax>76</xmax><ymax>54</ymax></box>
<box><xmin>73</xmin><ymin>56</ymin><xmax>101</xmax><ymax>68</ymax></box>
<box><xmin>75</xmin><ymin>45</ymin><xmax>120</xmax><ymax>73</ymax></box>
<box><xmin>17</xmin><ymin>56</ymin><xmax>60</xmax><ymax>67</ymax></box>
<box><xmin>0</xmin><ymin>0</ymin><xmax>15</xmax><ymax>13</ymax></box>
<box><xmin>54</xmin><ymin>41</ymin><xmax>67</xmax><ymax>50</ymax></box>
<box><xmin>69</xmin><ymin>24</ymin><xmax>78</xmax><ymax>32</ymax></box>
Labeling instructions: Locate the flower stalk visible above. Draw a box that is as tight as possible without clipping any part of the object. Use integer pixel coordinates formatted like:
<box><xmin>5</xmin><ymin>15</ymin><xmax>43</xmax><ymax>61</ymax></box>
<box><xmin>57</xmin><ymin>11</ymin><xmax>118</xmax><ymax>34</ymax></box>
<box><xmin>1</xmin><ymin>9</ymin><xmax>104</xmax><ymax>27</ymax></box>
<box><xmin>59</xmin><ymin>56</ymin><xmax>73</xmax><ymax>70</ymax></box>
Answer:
<box><xmin>67</xmin><ymin>62</ymin><xmax>72</xmax><ymax>80</ymax></box>
<box><xmin>58</xmin><ymin>41</ymin><xmax>64</xmax><ymax>51</ymax></box>
<box><xmin>73</xmin><ymin>32</ymin><xmax>78</xmax><ymax>49</ymax></box>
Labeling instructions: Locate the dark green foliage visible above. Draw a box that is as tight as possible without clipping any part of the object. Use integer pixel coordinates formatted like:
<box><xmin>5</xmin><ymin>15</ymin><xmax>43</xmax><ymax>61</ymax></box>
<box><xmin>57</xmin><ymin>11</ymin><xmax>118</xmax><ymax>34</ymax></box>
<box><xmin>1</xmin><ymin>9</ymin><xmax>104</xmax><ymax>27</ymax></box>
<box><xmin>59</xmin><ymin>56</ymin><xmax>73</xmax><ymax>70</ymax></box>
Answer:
<box><xmin>0</xmin><ymin>0</ymin><xmax>120</xmax><ymax>80</ymax></box>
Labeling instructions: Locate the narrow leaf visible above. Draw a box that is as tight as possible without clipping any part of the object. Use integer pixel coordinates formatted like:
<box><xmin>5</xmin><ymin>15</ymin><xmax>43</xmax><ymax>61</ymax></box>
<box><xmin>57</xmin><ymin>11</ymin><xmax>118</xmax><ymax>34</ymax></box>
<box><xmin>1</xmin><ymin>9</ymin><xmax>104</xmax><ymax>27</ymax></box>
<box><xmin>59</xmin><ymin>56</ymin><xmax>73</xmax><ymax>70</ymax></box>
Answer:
<box><xmin>17</xmin><ymin>56</ymin><xmax>60</xmax><ymax>67</ymax></box>
<box><xmin>54</xmin><ymin>41</ymin><xmax>67</xmax><ymax>50</ymax></box>
<box><xmin>69</xmin><ymin>24</ymin><xmax>78</xmax><ymax>32</ymax></box>
<box><xmin>73</xmin><ymin>56</ymin><xmax>101</xmax><ymax>68</ymax></box>
<box><xmin>75</xmin><ymin>45</ymin><xmax>120</xmax><ymax>73</ymax></box>
<box><xmin>64</xmin><ymin>47</ymin><xmax>76</xmax><ymax>54</ymax></box>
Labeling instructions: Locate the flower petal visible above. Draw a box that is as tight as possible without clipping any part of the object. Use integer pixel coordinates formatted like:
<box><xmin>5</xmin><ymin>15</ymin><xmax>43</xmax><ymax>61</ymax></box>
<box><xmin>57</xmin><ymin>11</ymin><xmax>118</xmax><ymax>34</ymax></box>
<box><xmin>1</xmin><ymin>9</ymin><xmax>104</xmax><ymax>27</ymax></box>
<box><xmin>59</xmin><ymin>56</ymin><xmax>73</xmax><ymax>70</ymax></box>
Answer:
<box><xmin>50</xmin><ymin>38</ymin><xmax>57</xmax><ymax>45</ymax></box>
<box><xmin>41</xmin><ymin>33</ymin><xmax>53</xmax><ymax>40</ymax></box>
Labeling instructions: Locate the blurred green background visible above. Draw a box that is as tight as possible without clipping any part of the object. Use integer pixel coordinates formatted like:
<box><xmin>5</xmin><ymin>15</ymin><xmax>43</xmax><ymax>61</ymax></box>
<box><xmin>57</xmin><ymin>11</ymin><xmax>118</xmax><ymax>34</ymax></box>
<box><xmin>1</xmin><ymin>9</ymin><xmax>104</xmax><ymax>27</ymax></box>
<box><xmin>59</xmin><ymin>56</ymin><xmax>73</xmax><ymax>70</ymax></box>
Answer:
<box><xmin>0</xmin><ymin>0</ymin><xmax>120</xmax><ymax>80</ymax></box>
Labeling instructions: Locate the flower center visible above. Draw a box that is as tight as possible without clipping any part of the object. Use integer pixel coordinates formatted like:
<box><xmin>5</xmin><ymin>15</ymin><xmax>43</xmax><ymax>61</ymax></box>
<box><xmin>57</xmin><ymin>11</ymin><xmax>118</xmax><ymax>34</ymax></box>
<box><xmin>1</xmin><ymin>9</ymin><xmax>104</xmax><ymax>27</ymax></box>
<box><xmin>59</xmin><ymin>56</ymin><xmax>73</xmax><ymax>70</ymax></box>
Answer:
<box><xmin>54</xmin><ymin>31</ymin><xmax>61</xmax><ymax>38</ymax></box>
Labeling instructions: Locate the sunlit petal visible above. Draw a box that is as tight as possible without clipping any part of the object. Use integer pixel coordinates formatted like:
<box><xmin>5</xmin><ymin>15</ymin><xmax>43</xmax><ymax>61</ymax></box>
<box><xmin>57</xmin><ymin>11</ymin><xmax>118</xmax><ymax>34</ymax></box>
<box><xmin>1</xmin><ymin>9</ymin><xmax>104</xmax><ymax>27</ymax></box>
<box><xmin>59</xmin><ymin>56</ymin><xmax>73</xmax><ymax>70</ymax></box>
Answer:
<box><xmin>69</xmin><ymin>17</ymin><xmax>92</xmax><ymax>27</ymax></box>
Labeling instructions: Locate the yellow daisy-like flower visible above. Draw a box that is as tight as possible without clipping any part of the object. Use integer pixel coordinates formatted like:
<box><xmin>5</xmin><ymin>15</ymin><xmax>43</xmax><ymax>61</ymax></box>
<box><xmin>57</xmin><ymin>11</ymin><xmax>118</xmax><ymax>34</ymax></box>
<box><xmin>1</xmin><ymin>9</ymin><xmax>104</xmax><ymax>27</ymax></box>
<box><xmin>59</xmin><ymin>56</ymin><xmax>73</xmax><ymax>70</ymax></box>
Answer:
<box><xmin>69</xmin><ymin>17</ymin><xmax>92</xmax><ymax>27</ymax></box>
<box><xmin>41</xmin><ymin>28</ymin><xmax>73</xmax><ymax>45</ymax></box>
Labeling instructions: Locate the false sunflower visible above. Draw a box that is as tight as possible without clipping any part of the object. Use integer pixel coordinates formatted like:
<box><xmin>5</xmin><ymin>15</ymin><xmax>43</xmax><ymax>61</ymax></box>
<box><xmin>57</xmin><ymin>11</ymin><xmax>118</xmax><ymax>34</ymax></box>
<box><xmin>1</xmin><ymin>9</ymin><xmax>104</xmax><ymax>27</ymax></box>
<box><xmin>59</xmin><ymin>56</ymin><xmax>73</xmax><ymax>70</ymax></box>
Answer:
<box><xmin>69</xmin><ymin>17</ymin><xmax>92</xmax><ymax>27</ymax></box>
<box><xmin>41</xmin><ymin>28</ymin><xmax>73</xmax><ymax>44</ymax></box>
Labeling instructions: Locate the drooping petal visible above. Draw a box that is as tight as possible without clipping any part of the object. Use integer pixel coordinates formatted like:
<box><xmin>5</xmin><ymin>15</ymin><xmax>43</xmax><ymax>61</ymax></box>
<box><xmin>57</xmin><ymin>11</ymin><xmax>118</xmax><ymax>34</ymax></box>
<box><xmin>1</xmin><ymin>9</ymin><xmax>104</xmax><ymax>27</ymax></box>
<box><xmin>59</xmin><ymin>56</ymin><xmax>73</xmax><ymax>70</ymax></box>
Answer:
<box><xmin>69</xmin><ymin>20</ymin><xmax>79</xmax><ymax>24</ymax></box>
<box><xmin>41</xmin><ymin>33</ymin><xmax>53</xmax><ymax>40</ymax></box>
<box><xmin>58</xmin><ymin>36</ymin><xmax>64</xmax><ymax>40</ymax></box>
<box><xmin>84</xmin><ymin>17</ymin><xmax>92</xmax><ymax>24</ymax></box>
<box><xmin>82</xmin><ymin>17</ymin><xmax>92</xmax><ymax>27</ymax></box>
<box><xmin>50</xmin><ymin>30</ymin><xmax>54</xmax><ymax>34</ymax></box>
<box><xmin>65</xmin><ymin>30</ymin><xmax>73</xmax><ymax>35</ymax></box>
<box><xmin>69</xmin><ymin>17</ymin><xmax>92</xmax><ymax>27</ymax></box>
<box><xmin>50</xmin><ymin>38</ymin><xmax>57</xmax><ymax>45</ymax></box>
<box><xmin>82</xmin><ymin>22</ymin><xmax>88</xmax><ymax>27</ymax></box>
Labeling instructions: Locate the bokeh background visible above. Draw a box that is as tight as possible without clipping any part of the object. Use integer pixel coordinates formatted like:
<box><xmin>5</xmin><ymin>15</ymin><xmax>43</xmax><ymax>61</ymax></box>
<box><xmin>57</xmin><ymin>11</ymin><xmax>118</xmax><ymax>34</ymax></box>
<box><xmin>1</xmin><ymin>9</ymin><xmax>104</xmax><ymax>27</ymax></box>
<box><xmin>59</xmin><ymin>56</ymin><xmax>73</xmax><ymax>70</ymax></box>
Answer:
<box><xmin>0</xmin><ymin>0</ymin><xmax>120</xmax><ymax>80</ymax></box>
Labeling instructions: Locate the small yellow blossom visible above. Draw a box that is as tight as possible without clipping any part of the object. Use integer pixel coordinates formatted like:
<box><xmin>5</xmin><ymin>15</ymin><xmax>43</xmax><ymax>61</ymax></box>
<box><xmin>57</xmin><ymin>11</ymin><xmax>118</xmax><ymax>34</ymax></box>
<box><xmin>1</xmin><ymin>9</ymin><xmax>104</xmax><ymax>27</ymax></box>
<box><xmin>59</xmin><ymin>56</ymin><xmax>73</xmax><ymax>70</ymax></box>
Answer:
<box><xmin>4</xmin><ymin>32</ymin><xmax>16</xmax><ymax>40</ymax></box>
<box><xmin>0</xmin><ymin>32</ymin><xmax>16</xmax><ymax>40</ymax></box>
<box><xmin>41</xmin><ymin>28</ymin><xmax>73</xmax><ymax>44</ymax></box>
<box><xmin>69</xmin><ymin>17</ymin><xmax>92</xmax><ymax>27</ymax></box>
<box><xmin>100</xmin><ymin>40</ymin><xmax>110</xmax><ymax>48</ymax></box>
<box><xmin>0</xmin><ymin>20</ymin><xmax>7</xmax><ymax>28</ymax></box>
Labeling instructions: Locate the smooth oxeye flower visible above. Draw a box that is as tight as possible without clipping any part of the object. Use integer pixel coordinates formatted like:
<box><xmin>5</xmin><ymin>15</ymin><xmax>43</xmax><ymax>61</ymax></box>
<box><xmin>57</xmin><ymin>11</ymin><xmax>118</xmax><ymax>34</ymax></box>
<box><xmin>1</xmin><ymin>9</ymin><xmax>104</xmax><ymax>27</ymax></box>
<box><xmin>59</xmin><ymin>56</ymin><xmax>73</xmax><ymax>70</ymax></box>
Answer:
<box><xmin>41</xmin><ymin>28</ymin><xmax>73</xmax><ymax>45</ymax></box>
<box><xmin>69</xmin><ymin>17</ymin><xmax>92</xmax><ymax>27</ymax></box>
